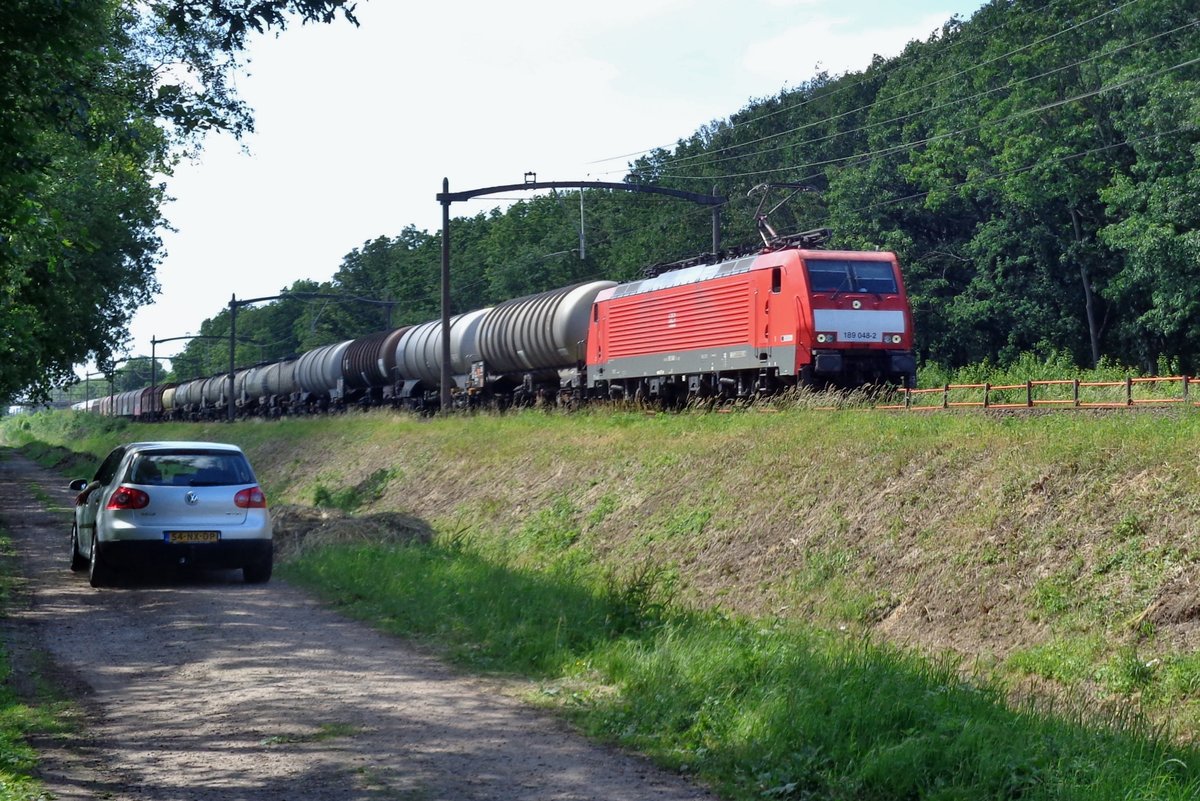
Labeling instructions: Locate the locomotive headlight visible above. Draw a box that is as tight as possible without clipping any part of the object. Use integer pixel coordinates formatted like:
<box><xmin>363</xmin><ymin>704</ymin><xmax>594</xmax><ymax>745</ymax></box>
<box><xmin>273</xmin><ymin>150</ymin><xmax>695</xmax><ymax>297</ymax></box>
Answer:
<box><xmin>816</xmin><ymin>332</ymin><xmax>836</xmax><ymax>344</ymax></box>
<box><xmin>885</xmin><ymin>333</ymin><xmax>903</xmax><ymax>344</ymax></box>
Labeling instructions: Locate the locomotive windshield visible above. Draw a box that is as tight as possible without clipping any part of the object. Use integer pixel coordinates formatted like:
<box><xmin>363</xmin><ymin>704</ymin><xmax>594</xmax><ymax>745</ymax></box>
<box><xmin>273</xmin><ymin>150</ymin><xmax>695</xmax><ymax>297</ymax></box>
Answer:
<box><xmin>805</xmin><ymin>259</ymin><xmax>898</xmax><ymax>294</ymax></box>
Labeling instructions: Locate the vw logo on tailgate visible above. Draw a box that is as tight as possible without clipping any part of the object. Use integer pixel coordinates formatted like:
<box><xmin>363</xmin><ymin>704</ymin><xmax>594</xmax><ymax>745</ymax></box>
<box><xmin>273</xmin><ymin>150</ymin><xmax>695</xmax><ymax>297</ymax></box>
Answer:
<box><xmin>184</xmin><ymin>491</ymin><xmax>200</xmax><ymax>506</ymax></box>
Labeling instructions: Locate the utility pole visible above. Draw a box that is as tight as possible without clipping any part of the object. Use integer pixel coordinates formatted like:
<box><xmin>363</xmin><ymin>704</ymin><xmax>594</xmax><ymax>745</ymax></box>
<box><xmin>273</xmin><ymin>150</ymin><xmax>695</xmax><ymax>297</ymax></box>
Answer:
<box><xmin>440</xmin><ymin>177</ymin><xmax>452</xmax><ymax>413</ymax></box>
<box><xmin>227</xmin><ymin>294</ymin><xmax>238</xmax><ymax>422</ymax></box>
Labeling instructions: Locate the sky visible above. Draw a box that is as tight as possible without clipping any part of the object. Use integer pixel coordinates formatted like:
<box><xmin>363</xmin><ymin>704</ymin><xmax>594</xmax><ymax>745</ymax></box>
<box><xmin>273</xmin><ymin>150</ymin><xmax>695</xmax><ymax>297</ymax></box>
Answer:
<box><xmin>121</xmin><ymin>0</ymin><xmax>990</xmax><ymax>369</ymax></box>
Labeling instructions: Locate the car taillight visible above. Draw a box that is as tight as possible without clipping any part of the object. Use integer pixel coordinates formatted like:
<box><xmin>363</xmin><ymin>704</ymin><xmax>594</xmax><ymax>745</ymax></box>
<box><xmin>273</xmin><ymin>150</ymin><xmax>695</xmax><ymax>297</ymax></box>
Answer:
<box><xmin>106</xmin><ymin>486</ymin><xmax>150</xmax><ymax>510</ymax></box>
<box><xmin>234</xmin><ymin>487</ymin><xmax>267</xmax><ymax>509</ymax></box>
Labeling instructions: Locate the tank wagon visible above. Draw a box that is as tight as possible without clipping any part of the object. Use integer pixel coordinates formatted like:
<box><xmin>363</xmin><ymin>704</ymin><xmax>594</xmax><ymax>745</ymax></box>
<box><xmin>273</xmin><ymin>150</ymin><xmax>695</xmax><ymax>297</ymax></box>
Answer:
<box><xmin>82</xmin><ymin>235</ymin><xmax>915</xmax><ymax>419</ymax></box>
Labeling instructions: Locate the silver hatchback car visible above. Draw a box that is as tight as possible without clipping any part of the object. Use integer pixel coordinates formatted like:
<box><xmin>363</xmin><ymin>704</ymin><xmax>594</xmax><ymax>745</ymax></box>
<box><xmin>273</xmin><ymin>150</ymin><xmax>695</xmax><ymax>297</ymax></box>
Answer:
<box><xmin>69</xmin><ymin>441</ymin><xmax>273</xmax><ymax>587</ymax></box>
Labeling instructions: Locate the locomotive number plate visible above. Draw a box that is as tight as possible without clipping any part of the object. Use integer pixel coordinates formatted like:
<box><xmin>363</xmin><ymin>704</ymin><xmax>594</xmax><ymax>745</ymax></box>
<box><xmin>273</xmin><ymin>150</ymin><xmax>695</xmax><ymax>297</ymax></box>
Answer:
<box><xmin>165</xmin><ymin>531</ymin><xmax>220</xmax><ymax>543</ymax></box>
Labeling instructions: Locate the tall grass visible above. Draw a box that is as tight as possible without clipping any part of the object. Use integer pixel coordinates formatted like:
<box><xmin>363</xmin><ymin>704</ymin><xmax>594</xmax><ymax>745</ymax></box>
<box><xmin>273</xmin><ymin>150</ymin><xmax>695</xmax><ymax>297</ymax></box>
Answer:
<box><xmin>283</xmin><ymin>539</ymin><xmax>1200</xmax><ymax>801</ymax></box>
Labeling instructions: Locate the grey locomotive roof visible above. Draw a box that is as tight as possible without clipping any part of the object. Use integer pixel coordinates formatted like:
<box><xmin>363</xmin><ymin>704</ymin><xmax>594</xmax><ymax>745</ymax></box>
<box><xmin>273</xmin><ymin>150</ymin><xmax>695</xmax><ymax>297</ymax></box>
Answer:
<box><xmin>608</xmin><ymin>256</ymin><xmax>760</xmax><ymax>301</ymax></box>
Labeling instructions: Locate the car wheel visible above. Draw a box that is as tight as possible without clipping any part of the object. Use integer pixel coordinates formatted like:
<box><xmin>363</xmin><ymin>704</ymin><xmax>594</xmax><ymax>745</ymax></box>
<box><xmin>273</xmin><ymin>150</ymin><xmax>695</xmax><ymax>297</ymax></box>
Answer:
<box><xmin>88</xmin><ymin>532</ymin><xmax>114</xmax><ymax>588</ymax></box>
<box><xmin>69</xmin><ymin>524</ymin><xmax>88</xmax><ymax>572</ymax></box>
<box><xmin>242</xmin><ymin>558</ymin><xmax>272</xmax><ymax>584</ymax></box>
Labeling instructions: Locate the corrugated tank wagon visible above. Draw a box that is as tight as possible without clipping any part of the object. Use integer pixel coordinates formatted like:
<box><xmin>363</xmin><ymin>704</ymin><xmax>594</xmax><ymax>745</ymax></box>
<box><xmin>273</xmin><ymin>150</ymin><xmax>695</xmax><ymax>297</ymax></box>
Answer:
<box><xmin>341</xmin><ymin>327</ymin><xmax>411</xmax><ymax>408</ymax></box>
<box><xmin>294</xmin><ymin>340</ymin><xmax>353</xmax><ymax>412</ymax></box>
<box><xmin>393</xmin><ymin>309</ymin><xmax>489</xmax><ymax>408</ymax></box>
<box><xmin>200</xmin><ymin>375</ymin><xmax>229</xmax><ymax>417</ymax></box>
<box><xmin>473</xmin><ymin>281</ymin><xmax>616</xmax><ymax>406</ymax></box>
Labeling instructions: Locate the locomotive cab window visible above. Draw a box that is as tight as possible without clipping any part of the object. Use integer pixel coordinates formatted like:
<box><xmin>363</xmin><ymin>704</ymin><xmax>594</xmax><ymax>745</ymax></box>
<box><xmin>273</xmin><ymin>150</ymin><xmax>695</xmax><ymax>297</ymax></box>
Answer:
<box><xmin>805</xmin><ymin>259</ymin><xmax>898</xmax><ymax>295</ymax></box>
<box><xmin>771</xmin><ymin>266</ymin><xmax>781</xmax><ymax>294</ymax></box>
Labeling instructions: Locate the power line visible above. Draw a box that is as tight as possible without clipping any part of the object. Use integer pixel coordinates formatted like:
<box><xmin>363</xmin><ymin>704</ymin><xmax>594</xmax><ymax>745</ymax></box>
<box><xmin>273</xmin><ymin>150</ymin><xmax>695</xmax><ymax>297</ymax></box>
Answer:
<box><xmin>651</xmin><ymin>18</ymin><xmax>1196</xmax><ymax>176</ymax></box>
<box><xmin>653</xmin><ymin>51</ymin><xmax>1200</xmax><ymax>183</ymax></box>
<box><xmin>588</xmin><ymin>0</ymin><xmax>1062</xmax><ymax>168</ymax></box>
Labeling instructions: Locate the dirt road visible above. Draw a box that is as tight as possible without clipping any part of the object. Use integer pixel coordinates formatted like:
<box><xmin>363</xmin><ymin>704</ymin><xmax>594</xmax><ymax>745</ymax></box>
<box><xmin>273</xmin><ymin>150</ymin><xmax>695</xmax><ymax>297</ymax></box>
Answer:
<box><xmin>0</xmin><ymin>450</ymin><xmax>715</xmax><ymax>801</ymax></box>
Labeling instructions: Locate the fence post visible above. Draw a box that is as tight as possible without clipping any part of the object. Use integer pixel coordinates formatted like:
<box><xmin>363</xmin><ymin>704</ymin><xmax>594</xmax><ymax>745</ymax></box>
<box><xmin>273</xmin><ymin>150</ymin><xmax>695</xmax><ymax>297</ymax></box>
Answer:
<box><xmin>1184</xmin><ymin>376</ymin><xmax>1190</xmax><ymax>405</ymax></box>
<box><xmin>1026</xmin><ymin>380</ymin><xmax>1033</xmax><ymax>407</ymax></box>
<box><xmin>943</xmin><ymin>384</ymin><xmax>950</xmax><ymax>409</ymax></box>
<box><xmin>983</xmin><ymin>382</ymin><xmax>990</xmax><ymax>408</ymax></box>
<box><xmin>1073</xmin><ymin>379</ymin><xmax>1080</xmax><ymax>407</ymax></box>
<box><xmin>1125</xmin><ymin>376</ymin><xmax>1133</xmax><ymax>406</ymax></box>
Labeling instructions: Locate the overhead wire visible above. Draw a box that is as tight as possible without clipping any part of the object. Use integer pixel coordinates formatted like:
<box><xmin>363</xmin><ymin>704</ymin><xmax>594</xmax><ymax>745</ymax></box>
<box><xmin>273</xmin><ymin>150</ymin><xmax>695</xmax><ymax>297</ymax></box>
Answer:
<box><xmin>588</xmin><ymin>0</ymin><xmax>1062</xmax><ymax>169</ymax></box>
<box><xmin>327</xmin><ymin>3</ymin><xmax>1181</xmax><ymax>313</ymax></box>
<box><xmin>653</xmin><ymin>51</ymin><xmax>1200</xmax><ymax>183</ymax></box>
<box><xmin>591</xmin><ymin>0</ymin><xmax>1137</xmax><ymax>175</ymax></box>
<box><xmin>651</xmin><ymin>19</ymin><xmax>1197</xmax><ymax>175</ymax></box>
<box><xmin>394</xmin><ymin>29</ymin><xmax>1199</xmax><ymax>306</ymax></box>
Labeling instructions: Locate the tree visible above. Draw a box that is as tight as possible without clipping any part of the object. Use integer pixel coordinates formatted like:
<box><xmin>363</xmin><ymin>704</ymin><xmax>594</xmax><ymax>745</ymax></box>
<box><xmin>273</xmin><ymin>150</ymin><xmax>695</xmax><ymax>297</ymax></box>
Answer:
<box><xmin>0</xmin><ymin>1</ymin><xmax>357</xmax><ymax>401</ymax></box>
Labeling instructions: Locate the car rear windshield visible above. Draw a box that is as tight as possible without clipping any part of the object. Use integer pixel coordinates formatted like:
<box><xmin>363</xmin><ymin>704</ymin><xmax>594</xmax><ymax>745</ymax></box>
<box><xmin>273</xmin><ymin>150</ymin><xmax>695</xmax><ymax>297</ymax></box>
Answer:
<box><xmin>127</xmin><ymin>451</ymin><xmax>255</xmax><ymax>487</ymax></box>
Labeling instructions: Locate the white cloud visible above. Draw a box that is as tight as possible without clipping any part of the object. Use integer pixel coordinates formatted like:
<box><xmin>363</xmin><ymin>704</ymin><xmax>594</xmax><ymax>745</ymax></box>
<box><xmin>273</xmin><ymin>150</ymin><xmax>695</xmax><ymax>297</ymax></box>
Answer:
<box><xmin>743</xmin><ymin>12</ymin><xmax>955</xmax><ymax>81</ymax></box>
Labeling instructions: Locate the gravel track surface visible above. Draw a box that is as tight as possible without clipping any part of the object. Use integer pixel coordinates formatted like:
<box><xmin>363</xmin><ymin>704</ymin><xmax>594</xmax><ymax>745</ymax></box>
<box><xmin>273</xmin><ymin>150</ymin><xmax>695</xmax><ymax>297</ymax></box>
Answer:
<box><xmin>0</xmin><ymin>450</ymin><xmax>716</xmax><ymax>801</ymax></box>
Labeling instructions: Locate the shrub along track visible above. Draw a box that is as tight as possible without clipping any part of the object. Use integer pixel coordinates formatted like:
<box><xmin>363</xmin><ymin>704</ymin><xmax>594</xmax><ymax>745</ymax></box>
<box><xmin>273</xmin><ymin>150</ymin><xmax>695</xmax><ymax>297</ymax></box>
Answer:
<box><xmin>0</xmin><ymin>448</ymin><xmax>715</xmax><ymax>801</ymax></box>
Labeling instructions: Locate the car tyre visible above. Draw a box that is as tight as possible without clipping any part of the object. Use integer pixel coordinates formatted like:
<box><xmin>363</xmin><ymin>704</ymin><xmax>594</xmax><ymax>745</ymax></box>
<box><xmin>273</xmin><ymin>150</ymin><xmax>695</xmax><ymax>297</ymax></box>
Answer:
<box><xmin>242</xmin><ymin>558</ymin><xmax>272</xmax><ymax>584</ymax></box>
<box><xmin>88</xmin><ymin>532</ymin><xmax>115</xmax><ymax>588</ymax></box>
<box><xmin>69</xmin><ymin>524</ymin><xmax>88</xmax><ymax>572</ymax></box>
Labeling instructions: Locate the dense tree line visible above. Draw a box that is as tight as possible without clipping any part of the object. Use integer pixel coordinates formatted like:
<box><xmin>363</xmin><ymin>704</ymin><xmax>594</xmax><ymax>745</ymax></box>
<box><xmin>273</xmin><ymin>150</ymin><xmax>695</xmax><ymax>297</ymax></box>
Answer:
<box><xmin>169</xmin><ymin>0</ymin><xmax>1197</xmax><ymax>383</ymax></box>
<box><xmin>0</xmin><ymin>0</ymin><xmax>356</xmax><ymax>400</ymax></box>
<box><xmin>5</xmin><ymin>1</ymin><xmax>1196</xmax><ymax>391</ymax></box>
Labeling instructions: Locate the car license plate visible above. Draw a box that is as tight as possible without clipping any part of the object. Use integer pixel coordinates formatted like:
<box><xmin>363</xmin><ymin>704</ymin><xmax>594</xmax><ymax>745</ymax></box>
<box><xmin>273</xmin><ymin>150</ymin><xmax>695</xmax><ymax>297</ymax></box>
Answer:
<box><xmin>165</xmin><ymin>531</ymin><xmax>220</xmax><ymax>543</ymax></box>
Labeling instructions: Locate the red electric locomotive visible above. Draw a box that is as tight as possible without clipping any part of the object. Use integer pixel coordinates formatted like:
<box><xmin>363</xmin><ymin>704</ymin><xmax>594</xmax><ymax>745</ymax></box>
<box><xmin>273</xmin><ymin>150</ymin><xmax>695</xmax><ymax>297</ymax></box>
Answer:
<box><xmin>585</xmin><ymin>236</ymin><xmax>916</xmax><ymax>403</ymax></box>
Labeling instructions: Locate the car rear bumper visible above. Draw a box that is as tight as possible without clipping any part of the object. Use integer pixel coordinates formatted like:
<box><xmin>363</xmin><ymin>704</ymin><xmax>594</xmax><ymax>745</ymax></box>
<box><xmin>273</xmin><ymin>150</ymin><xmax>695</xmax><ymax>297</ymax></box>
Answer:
<box><xmin>99</xmin><ymin>539</ymin><xmax>273</xmax><ymax>571</ymax></box>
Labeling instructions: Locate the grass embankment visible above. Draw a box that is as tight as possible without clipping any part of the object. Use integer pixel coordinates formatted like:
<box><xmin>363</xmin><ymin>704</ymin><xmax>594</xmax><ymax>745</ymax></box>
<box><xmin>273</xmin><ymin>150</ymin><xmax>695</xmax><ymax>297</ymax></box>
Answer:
<box><xmin>3</xmin><ymin>406</ymin><xmax>1200</xmax><ymax>799</ymax></box>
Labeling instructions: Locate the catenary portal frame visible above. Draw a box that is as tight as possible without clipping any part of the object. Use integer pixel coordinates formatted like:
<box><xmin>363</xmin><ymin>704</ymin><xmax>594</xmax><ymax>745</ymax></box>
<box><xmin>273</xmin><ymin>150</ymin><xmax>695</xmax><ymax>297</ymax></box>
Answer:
<box><xmin>436</xmin><ymin>178</ymin><xmax>727</xmax><ymax>412</ymax></box>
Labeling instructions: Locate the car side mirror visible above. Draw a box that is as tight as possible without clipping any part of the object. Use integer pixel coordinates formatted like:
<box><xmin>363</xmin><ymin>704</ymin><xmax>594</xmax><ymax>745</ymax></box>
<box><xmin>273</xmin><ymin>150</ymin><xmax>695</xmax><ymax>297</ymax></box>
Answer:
<box><xmin>69</xmin><ymin>478</ymin><xmax>89</xmax><ymax>492</ymax></box>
